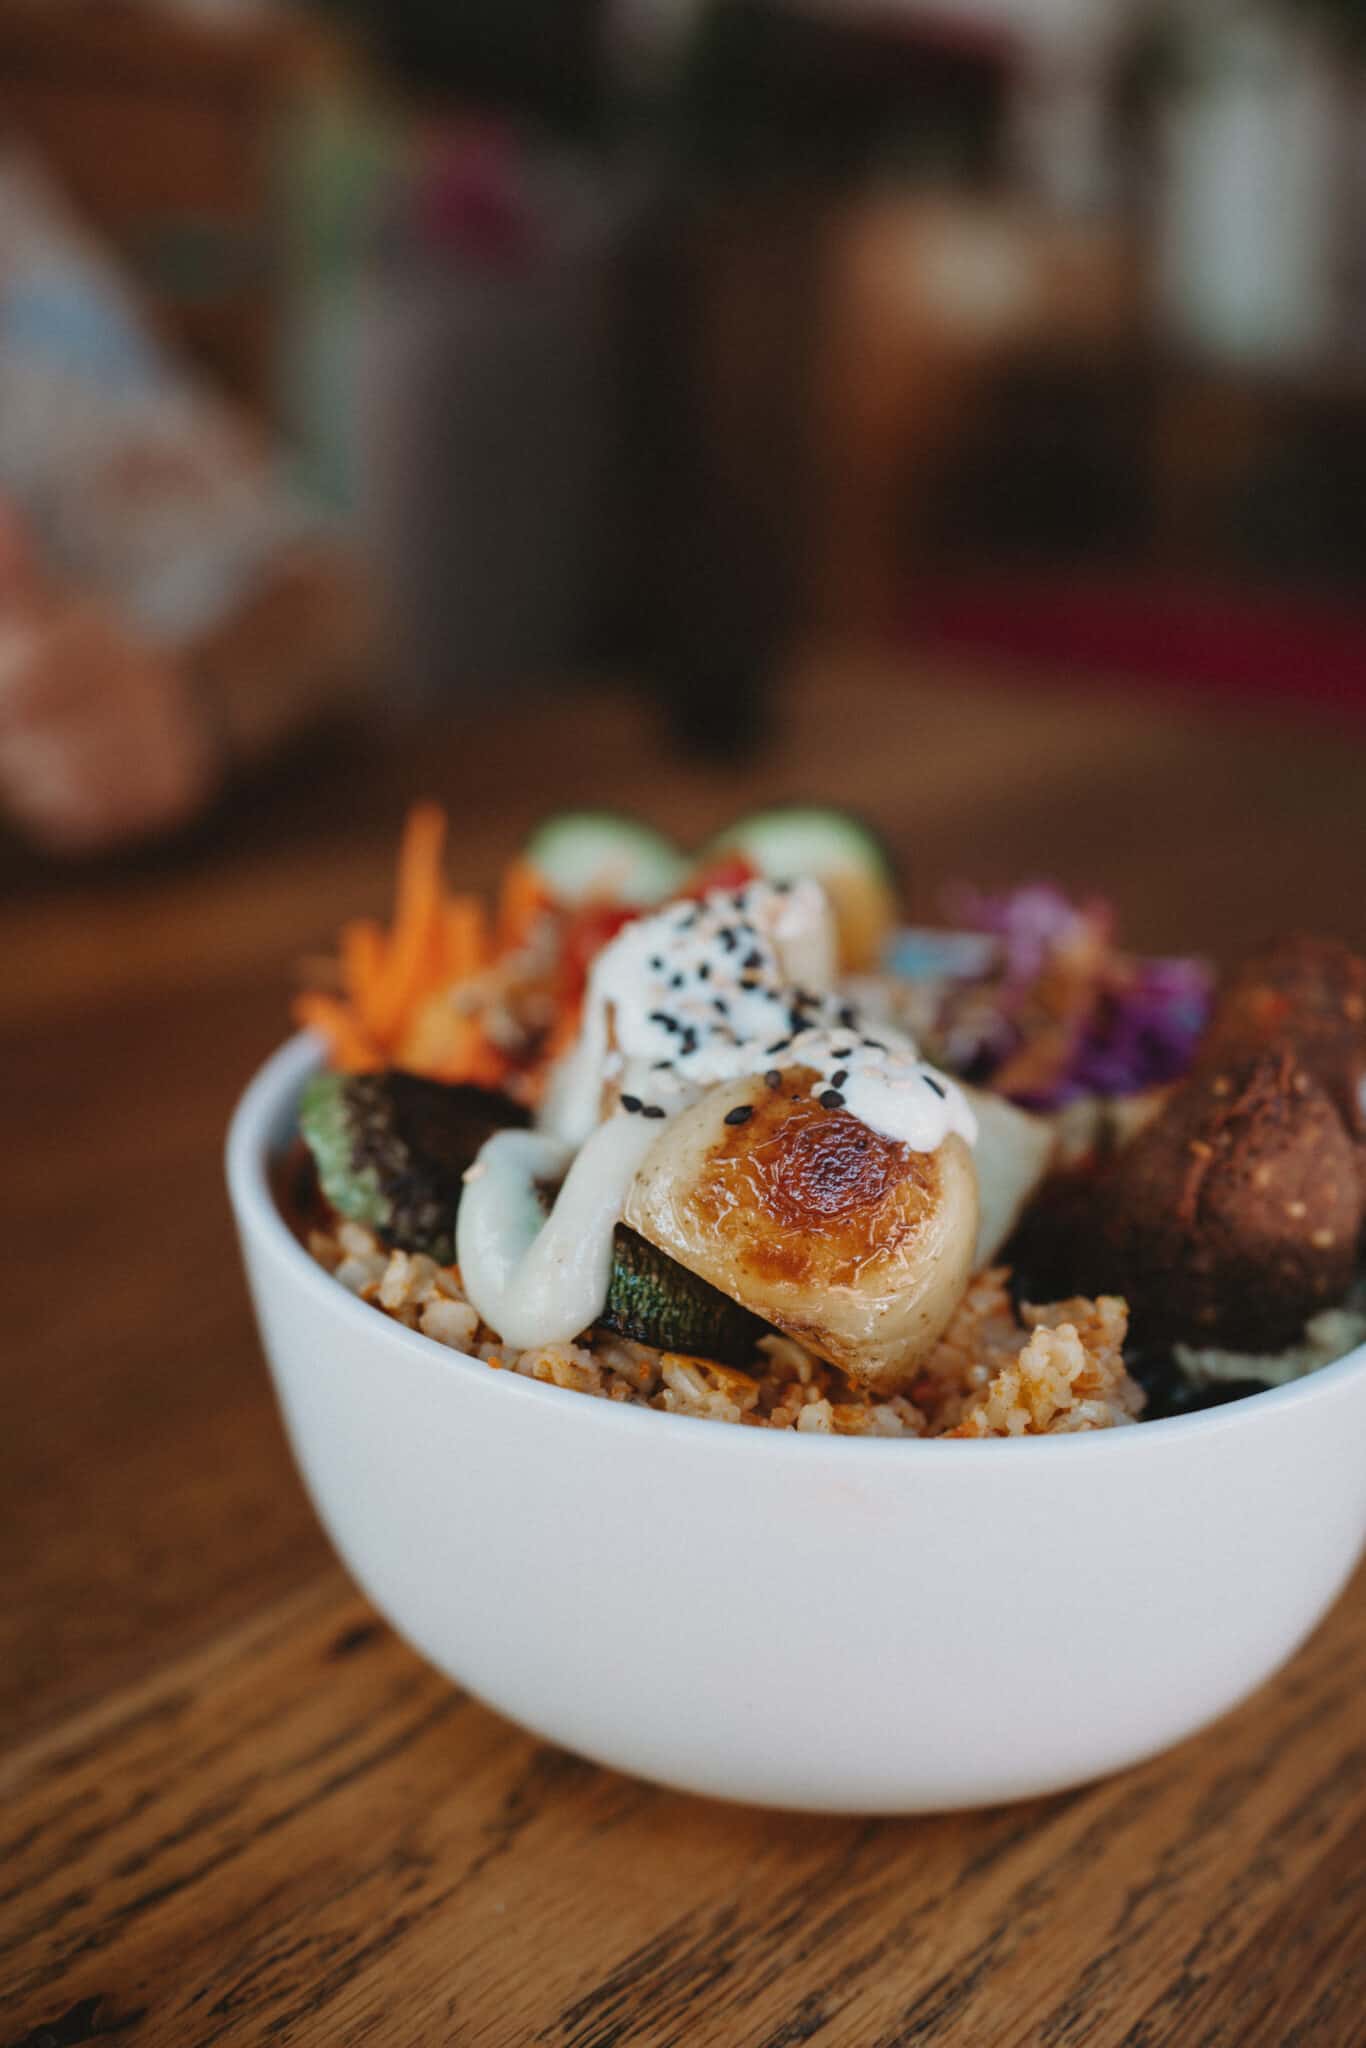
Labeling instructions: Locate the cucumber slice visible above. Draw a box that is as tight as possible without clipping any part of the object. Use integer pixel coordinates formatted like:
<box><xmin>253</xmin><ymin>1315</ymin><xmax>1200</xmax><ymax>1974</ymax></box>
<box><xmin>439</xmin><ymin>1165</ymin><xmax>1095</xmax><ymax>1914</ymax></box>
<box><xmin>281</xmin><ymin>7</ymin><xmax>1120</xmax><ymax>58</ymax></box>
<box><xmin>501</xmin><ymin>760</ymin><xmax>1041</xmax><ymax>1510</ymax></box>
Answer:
<box><xmin>598</xmin><ymin>1226</ymin><xmax>769</xmax><ymax>1366</ymax></box>
<box><xmin>704</xmin><ymin>806</ymin><xmax>899</xmax><ymax>971</ymax></box>
<box><xmin>524</xmin><ymin>812</ymin><xmax>686</xmax><ymax>908</ymax></box>
<box><xmin>298</xmin><ymin>1069</ymin><xmax>529</xmax><ymax>1264</ymax></box>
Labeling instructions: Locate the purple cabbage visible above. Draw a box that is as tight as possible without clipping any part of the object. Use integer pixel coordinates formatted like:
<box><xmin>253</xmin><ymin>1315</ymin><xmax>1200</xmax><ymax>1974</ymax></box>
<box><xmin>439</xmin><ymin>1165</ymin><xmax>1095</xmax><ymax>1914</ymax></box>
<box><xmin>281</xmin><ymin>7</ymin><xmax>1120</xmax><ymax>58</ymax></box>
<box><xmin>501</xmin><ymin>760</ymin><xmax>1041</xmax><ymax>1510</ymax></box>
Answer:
<box><xmin>1064</xmin><ymin>957</ymin><xmax>1213</xmax><ymax>1105</ymax></box>
<box><xmin>896</xmin><ymin>884</ymin><xmax>1213</xmax><ymax>1109</ymax></box>
<box><xmin>941</xmin><ymin>882</ymin><xmax>1114</xmax><ymax>990</ymax></box>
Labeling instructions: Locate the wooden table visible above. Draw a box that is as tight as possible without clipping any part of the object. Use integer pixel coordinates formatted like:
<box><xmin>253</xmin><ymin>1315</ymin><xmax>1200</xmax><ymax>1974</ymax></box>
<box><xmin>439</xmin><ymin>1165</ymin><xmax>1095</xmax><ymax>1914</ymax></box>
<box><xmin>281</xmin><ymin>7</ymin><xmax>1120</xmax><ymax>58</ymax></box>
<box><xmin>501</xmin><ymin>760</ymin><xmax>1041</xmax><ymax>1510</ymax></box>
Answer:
<box><xmin>4</xmin><ymin>652</ymin><xmax>1365</xmax><ymax>2047</ymax></box>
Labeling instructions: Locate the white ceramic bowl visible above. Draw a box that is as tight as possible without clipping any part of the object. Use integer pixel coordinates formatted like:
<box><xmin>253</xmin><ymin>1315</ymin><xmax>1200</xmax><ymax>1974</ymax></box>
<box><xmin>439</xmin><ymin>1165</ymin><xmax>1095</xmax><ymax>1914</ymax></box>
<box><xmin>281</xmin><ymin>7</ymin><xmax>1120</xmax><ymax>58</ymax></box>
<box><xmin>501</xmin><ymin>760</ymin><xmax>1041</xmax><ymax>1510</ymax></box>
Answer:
<box><xmin>228</xmin><ymin>1035</ymin><xmax>1366</xmax><ymax>1813</ymax></box>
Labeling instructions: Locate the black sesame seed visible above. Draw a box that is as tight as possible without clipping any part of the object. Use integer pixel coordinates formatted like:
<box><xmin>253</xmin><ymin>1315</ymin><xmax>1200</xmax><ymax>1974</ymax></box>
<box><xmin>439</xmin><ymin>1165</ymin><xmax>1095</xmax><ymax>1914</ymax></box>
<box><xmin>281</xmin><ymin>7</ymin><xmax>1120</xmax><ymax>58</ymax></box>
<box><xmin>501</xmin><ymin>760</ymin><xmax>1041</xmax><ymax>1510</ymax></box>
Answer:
<box><xmin>732</xmin><ymin>891</ymin><xmax>748</xmax><ymax>910</ymax></box>
<box><xmin>863</xmin><ymin>1038</ymin><xmax>887</xmax><ymax>1052</ymax></box>
<box><xmin>642</xmin><ymin>1103</ymin><xmax>667</xmax><ymax>1119</ymax></box>
<box><xmin>671</xmin><ymin>973</ymin><xmax>687</xmax><ymax>990</ymax></box>
<box><xmin>831</xmin><ymin>1070</ymin><xmax>848</xmax><ymax>1089</ymax></box>
<box><xmin>651</xmin><ymin>1059</ymin><xmax>673</xmax><ymax>1070</ymax></box>
<box><xmin>773</xmin><ymin>879</ymin><xmax>793</xmax><ymax>893</ymax></box>
<box><xmin>713</xmin><ymin>997</ymin><xmax>729</xmax><ymax>1016</ymax></box>
<box><xmin>765</xmin><ymin>1069</ymin><xmax>783</xmax><ymax>1089</ymax></box>
<box><xmin>698</xmin><ymin>961</ymin><xmax>711</xmax><ymax>980</ymax></box>
<box><xmin>620</xmin><ymin>1094</ymin><xmax>642</xmax><ymax>1113</ymax></box>
<box><xmin>649</xmin><ymin>1010</ymin><xmax>676</xmax><ymax>1030</ymax></box>
<box><xmin>789</xmin><ymin>1010</ymin><xmax>808</xmax><ymax>1035</ymax></box>
<box><xmin>839</xmin><ymin>1005</ymin><xmax>859</xmax><ymax>1029</ymax></box>
<box><xmin>680</xmin><ymin>1028</ymin><xmax>699</xmax><ymax>1054</ymax></box>
<box><xmin>742</xmin><ymin>948</ymin><xmax>764</xmax><ymax>972</ymax></box>
<box><xmin>740</xmin><ymin>977</ymin><xmax>760</xmax><ymax>993</ymax></box>
<box><xmin>819</xmin><ymin>1089</ymin><xmax>846</xmax><ymax>1111</ymax></box>
<box><xmin>830</xmin><ymin>1048</ymin><xmax>853</xmax><ymax>1062</ymax></box>
<box><xmin>724</xmin><ymin>1104</ymin><xmax>754</xmax><ymax>1126</ymax></box>
<box><xmin>766</xmin><ymin>1037</ymin><xmax>792</xmax><ymax>1055</ymax></box>
<box><xmin>718</xmin><ymin>927</ymin><xmax>738</xmax><ymax>951</ymax></box>
<box><xmin>923</xmin><ymin>1074</ymin><xmax>946</xmax><ymax>1098</ymax></box>
<box><xmin>650</xmin><ymin>955</ymin><xmax>664</xmax><ymax>971</ymax></box>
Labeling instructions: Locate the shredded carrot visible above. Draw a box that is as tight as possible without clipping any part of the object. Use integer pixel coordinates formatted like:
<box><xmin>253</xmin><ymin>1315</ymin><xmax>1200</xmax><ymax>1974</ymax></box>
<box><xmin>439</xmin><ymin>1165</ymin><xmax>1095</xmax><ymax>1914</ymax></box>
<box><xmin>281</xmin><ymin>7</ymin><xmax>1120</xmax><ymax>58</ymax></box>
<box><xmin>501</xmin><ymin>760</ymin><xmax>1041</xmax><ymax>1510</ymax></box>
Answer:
<box><xmin>296</xmin><ymin>802</ymin><xmax>588</xmax><ymax>1089</ymax></box>
<box><xmin>496</xmin><ymin>858</ymin><xmax>548</xmax><ymax>951</ymax></box>
<box><xmin>368</xmin><ymin>802</ymin><xmax>448</xmax><ymax>1041</ymax></box>
<box><xmin>442</xmin><ymin>896</ymin><xmax>490</xmax><ymax>984</ymax></box>
<box><xmin>292</xmin><ymin>992</ymin><xmax>381</xmax><ymax>1072</ymax></box>
<box><xmin>398</xmin><ymin>999</ymin><xmax>506</xmax><ymax>1088</ymax></box>
<box><xmin>339</xmin><ymin>919</ymin><xmax>388</xmax><ymax>1037</ymax></box>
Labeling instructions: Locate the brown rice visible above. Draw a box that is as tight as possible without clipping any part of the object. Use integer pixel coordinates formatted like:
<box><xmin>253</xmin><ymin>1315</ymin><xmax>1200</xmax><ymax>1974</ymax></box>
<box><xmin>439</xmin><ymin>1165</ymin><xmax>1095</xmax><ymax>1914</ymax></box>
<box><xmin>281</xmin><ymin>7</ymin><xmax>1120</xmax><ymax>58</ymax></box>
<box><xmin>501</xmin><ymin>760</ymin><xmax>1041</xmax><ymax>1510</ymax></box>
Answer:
<box><xmin>310</xmin><ymin>1222</ymin><xmax>1145</xmax><ymax>1437</ymax></box>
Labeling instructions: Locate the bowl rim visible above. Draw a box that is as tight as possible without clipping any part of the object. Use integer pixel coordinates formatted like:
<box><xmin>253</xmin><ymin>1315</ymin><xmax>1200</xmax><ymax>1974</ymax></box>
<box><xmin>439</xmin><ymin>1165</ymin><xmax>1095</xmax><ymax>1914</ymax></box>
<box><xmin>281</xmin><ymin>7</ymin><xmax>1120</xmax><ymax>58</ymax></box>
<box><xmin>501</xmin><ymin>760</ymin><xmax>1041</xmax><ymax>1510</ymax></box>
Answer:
<box><xmin>227</xmin><ymin>1031</ymin><xmax>1366</xmax><ymax>1460</ymax></box>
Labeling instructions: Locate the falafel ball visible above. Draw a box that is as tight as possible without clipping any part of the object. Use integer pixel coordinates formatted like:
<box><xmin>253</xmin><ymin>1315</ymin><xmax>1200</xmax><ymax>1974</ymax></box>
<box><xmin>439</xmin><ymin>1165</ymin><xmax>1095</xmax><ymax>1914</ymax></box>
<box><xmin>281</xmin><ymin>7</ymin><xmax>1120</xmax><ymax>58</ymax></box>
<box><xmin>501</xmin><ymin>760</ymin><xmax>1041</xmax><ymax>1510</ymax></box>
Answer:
<box><xmin>1198</xmin><ymin>936</ymin><xmax>1366</xmax><ymax>1169</ymax></box>
<box><xmin>1091</xmin><ymin>1047</ymin><xmax>1361</xmax><ymax>1352</ymax></box>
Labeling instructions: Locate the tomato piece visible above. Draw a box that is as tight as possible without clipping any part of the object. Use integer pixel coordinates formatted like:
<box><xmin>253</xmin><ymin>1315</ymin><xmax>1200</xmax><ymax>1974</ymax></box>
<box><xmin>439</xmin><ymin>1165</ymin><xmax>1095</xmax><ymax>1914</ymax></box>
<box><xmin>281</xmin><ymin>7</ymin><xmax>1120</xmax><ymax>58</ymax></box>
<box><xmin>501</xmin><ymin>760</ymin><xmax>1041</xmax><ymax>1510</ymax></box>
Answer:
<box><xmin>677</xmin><ymin>855</ymin><xmax>759</xmax><ymax>900</ymax></box>
<box><xmin>559</xmin><ymin>902</ymin><xmax>640</xmax><ymax>1001</ymax></box>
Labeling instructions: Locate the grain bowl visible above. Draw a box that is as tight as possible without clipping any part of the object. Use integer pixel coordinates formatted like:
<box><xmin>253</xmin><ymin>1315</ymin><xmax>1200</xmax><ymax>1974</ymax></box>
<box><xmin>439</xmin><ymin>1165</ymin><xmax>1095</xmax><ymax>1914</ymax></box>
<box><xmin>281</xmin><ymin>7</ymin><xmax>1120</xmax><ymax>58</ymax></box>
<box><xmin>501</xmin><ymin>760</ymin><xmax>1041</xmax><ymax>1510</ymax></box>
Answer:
<box><xmin>229</xmin><ymin>1033</ymin><xmax>1366</xmax><ymax>1813</ymax></box>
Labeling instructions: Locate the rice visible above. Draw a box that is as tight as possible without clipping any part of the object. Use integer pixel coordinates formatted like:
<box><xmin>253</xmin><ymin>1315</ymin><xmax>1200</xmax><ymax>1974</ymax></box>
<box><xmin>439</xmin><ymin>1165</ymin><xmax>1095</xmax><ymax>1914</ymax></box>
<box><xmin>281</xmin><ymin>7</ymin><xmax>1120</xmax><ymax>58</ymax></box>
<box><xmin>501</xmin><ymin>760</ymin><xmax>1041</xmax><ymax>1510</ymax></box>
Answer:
<box><xmin>947</xmin><ymin>1298</ymin><xmax>1142</xmax><ymax>1437</ymax></box>
<box><xmin>311</xmin><ymin>1224</ymin><xmax>1145</xmax><ymax>1438</ymax></box>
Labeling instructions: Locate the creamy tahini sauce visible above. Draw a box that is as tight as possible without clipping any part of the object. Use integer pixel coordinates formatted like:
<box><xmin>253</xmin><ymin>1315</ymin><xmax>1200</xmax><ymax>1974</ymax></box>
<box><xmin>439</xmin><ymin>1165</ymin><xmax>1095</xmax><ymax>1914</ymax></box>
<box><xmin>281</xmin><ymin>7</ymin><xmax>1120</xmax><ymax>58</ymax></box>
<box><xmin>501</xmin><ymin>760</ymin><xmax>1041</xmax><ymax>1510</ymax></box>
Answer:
<box><xmin>456</xmin><ymin>1115</ymin><xmax>663</xmax><ymax>1349</ymax></box>
<box><xmin>544</xmin><ymin>880</ymin><xmax>975</xmax><ymax>1152</ymax></box>
<box><xmin>461</xmin><ymin>880</ymin><xmax>976</xmax><ymax>1347</ymax></box>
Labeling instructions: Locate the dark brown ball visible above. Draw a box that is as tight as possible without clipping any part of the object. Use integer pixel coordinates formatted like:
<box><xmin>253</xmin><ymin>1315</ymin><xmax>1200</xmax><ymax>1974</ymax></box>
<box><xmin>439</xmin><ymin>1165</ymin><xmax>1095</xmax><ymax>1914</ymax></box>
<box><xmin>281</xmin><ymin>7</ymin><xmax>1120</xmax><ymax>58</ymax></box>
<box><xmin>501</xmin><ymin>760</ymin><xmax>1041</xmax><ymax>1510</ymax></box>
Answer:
<box><xmin>1095</xmin><ymin>1048</ymin><xmax>1362</xmax><ymax>1352</ymax></box>
<box><xmin>1199</xmin><ymin>937</ymin><xmax>1366</xmax><ymax>1168</ymax></box>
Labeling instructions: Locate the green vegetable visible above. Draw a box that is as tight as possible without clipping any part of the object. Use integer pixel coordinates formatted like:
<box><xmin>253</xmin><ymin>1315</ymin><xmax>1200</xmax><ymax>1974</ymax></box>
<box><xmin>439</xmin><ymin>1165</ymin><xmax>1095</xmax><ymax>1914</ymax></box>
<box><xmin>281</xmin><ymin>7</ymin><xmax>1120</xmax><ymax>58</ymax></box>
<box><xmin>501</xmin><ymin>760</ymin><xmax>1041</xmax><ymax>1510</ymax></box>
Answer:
<box><xmin>298</xmin><ymin>1069</ymin><xmax>528</xmax><ymax>1263</ymax></box>
<box><xmin>706</xmin><ymin>804</ymin><xmax>893</xmax><ymax>883</ymax></box>
<box><xmin>303</xmin><ymin>1074</ymin><xmax>771</xmax><ymax>1363</ymax></box>
<box><xmin>523</xmin><ymin>812</ymin><xmax>687</xmax><ymax>908</ymax></box>
<box><xmin>702</xmin><ymin>806</ymin><xmax>899</xmax><ymax>970</ymax></box>
<box><xmin>298</xmin><ymin>1071</ymin><xmax>385</xmax><ymax>1230</ymax></box>
<box><xmin>597</xmin><ymin>1226</ymin><xmax>768</xmax><ymax>1365</ymax></box>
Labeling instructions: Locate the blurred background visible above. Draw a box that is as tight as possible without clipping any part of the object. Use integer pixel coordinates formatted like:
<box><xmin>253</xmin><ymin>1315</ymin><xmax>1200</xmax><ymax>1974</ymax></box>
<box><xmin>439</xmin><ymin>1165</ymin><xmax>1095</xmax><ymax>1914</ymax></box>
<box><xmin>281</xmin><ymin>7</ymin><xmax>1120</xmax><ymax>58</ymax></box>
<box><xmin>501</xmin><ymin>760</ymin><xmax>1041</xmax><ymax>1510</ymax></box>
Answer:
<box><xmin>1</xmin><ymin>0</ymin><xmax>1365</xmax><ymax>867</ymax></box>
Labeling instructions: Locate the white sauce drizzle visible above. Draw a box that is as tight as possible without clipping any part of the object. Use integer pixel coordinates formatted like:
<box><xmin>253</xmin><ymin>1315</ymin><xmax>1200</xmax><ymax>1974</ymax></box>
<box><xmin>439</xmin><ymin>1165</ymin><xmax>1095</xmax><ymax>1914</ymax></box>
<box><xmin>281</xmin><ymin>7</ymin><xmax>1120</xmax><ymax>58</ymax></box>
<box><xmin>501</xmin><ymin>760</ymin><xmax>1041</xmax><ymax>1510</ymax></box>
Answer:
<box><xmin>541</xmin><ymin>879</ymin><xmax>975</xmax><ymax>1153</ymax></box>
<box><xmin>462</xmin><ymin>880</ymin><xmax>977</xmax><ymax>1348</ymax></box>
<box><xmin>456</xmin><ymin>1116</ymin><xmax>662</xmax><ymax>1348</ymax></box>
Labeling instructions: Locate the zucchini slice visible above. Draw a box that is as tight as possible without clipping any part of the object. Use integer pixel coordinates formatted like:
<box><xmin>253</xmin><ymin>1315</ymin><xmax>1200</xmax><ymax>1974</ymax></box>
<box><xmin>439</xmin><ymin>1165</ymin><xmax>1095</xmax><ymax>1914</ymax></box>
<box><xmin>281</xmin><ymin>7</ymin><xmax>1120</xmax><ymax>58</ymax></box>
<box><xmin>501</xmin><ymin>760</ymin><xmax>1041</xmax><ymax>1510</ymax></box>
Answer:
<box><xmin>598</xmin><ymin>1226</ymin><xmax>769</xmax><ymax>1366</ymax></box>
<box><xmin>524</xmin><ymin>812</ymin><xmax>686</xmax><ymax>908</ymax></box>
<box><xmin>703</xmin><ymin>806</ymin><xmax>899</xmax><ymax>970</ymax></box>
<box><xmin>302</xmin><ymin>1070</ymin><xmax>771</xmax><ymax>1364</ymax></box>
<box><xmin>298</xmin><ymin>1069</ymin><xmax>528</xmax><ymax>1264</ymax></box>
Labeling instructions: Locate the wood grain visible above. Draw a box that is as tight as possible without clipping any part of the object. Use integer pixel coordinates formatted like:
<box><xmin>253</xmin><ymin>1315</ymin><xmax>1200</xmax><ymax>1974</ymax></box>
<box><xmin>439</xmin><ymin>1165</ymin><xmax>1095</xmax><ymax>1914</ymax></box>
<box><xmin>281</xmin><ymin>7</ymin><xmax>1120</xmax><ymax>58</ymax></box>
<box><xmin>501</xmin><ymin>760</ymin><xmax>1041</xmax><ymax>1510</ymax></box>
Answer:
<box><xmin>4</xmin><ymin>1568</ymin><xmax>1363</xmax><ymax>2047</ymax></box>
<box><xmin>3</xmin><ymin>652</ymin><xmax>1365</xmax><ymax>2044</ymax></box>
